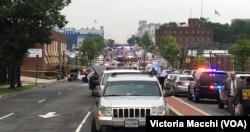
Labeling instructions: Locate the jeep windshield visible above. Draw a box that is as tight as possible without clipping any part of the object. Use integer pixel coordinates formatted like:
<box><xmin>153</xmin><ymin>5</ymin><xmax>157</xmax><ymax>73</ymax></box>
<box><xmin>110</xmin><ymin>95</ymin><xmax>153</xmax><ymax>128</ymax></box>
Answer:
<box><xmin>103</xmin><ymin>81</ymin><xmax>161</xmax><ymax>96</ymax></box>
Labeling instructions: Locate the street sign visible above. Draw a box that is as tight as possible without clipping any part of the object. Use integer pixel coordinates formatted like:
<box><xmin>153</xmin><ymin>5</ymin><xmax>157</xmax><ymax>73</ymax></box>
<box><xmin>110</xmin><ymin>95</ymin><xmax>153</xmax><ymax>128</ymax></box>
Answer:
<box><xmin>28</xmin><ymin>49</ymin><xmax>42</xmax><ymax>58</ymax></box>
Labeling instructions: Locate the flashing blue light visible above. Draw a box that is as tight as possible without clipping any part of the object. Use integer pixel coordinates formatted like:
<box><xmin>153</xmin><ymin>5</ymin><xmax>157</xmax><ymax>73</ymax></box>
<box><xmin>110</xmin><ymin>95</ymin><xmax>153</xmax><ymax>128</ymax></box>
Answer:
<box><xmin>217</xmin><ymin>85</ymin><xmax>222</xmax><ymax>89</ymax></box>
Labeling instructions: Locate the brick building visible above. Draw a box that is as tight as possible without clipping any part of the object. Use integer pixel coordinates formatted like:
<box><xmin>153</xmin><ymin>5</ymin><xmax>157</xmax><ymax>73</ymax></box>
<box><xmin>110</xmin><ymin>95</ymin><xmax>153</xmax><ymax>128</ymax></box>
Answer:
<box><xmin>21</xmin><ymin>31</ymin><xmax>68</xmax><ymax>77</ymax></box>
<box><xmin>155</xmin><ymin>18</ymin><xmax>214</xmax><ymax>69</ymax></box>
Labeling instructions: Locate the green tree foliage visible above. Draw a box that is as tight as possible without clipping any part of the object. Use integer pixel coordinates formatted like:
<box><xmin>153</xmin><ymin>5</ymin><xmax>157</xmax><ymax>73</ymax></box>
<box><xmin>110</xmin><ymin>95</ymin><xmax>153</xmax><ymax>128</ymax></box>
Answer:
<box><xmin>158</xmin><ymin>35</ymin><xmax>180</xmax><ymax>69</ymax></box>
<box><xmin>199</xmin><ymin>17</ymin><xmax>232</xmax><ymax>44</ymax></box>
<box><xmin>0</xmin><ymin>0</ymin><xmax>71</xmax><ymax>88</ymax></box>
<box><xmin>193</xmin><ymin>56</ymin><xmax>209</xmax><ymax>68</ymax></box>
<box><xmin>106</xmin><ymin>39</ymin><xmax>115</xmax><ymax>47</ymax></box>
<box><xmin>140</xmin><ymin>32</ymin><xmax>151</xmax><ymax>49</ymax></box>
<box><xmin>228</xmin><ymin>38</ymin><xmax>250</xmax><ymax>71</ymax></box>
<box><xmin>230</xmin><ymin>21</ymin><xmax>250</xmax><ymax>41</ymax></box>
<box><xmin>127</xmin><ymin>35</ymin><xmax>140</xmax><ymax>45</ymax></box>
<box><xmin>79</xmin><ymin>36</ymin><xmax>105</xmax><ymax>66</ymax></box>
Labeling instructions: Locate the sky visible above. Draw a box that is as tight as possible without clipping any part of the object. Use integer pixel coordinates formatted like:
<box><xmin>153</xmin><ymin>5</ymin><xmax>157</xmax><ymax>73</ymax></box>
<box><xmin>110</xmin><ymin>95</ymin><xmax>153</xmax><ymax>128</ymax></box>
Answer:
<box><xmin>61</xmin><ymin>0</ymin><xmax>250</xmax><ymax>43</ymax></box>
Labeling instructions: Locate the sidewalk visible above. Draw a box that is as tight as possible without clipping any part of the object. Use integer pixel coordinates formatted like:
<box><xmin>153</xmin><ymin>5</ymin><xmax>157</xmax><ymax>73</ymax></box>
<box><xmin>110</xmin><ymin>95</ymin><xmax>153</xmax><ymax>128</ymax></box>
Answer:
<box><xmin>21</xmin><ymin>76</ymin><xmax>66</xmax><ymax>85</ymax></box>
<box><xmin>166</xmin><ymin>96</ymin><xmax>210</xmax><ymax>116</ymax></box>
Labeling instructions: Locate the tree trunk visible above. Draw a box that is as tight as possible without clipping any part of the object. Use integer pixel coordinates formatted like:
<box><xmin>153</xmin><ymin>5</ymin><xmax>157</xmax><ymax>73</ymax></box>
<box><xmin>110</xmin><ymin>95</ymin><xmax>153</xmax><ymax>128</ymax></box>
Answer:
<box><xmin>9</xmin><ymin>65</ymin><xmax>17</xmax><ymax>89</ymax></box>
<box><xmin>16</xmin><ymin>65</ymin><xmax>22</xmax><ymax>87</ymax></box>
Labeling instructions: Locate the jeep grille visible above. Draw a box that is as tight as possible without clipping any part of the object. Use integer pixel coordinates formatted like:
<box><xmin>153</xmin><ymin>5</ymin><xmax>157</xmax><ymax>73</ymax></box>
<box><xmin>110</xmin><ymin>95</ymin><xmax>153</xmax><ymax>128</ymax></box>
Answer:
<box><xmin>113</xmin><ymin>108</ymin><xmax>151</xmax><ymax>118</ymax></box>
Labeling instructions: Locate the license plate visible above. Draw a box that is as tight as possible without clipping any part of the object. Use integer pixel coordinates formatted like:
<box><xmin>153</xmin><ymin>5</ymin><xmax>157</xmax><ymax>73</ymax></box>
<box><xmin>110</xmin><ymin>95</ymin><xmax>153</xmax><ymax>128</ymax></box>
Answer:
<box><xmin>124</xmin><ymin>120</ymin><xmax>139</xmax><ymax>127</ymax></box>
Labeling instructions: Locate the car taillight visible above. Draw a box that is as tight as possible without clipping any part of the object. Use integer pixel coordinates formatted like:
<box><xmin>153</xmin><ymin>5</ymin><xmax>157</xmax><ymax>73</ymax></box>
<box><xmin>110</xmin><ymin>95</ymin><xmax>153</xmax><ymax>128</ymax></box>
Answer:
<box><xmin>209</xmin><ymin>85</ymin><xmax>215</xmax><ymax>89</ymax></box>
<box><xmin>176</xmin><ymin>81</ymin><xmax>182</xmax><ymax>85</ymax></box>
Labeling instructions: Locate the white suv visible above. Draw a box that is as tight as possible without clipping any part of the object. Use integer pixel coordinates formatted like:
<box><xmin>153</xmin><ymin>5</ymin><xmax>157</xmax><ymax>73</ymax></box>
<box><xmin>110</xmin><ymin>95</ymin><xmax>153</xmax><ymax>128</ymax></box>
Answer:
<box><xmin>91</xmin><ymin>67</ymin><xmax>141</xmax><ymax>96</ymax></box>
<box><xmin>91</xmin><ymin>74</ymin><xmax>173</xmax><ymax>131</ymax></box>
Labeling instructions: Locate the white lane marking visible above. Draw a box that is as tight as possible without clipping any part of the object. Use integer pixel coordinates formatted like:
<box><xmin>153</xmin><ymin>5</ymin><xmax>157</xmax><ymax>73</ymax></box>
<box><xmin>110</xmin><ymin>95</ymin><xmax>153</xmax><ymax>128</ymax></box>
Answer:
<box><xmin>171</xmin><ymin>96</ymin><xmax>210</xmax><ymax>116</ymax></box>
<box><xmin>0</xmin><ymin>113</ymin><xmax>15</xmax><ymax>120</ymax></box>
<box><xmin>57</xmin><ymin>92</ymin><xmax>62</xmax><ymax>95</ymax></box>
<box><xmin>75</xmin><ymin>111</ymin><xmax>91</xmax><ymax>132</ymax></box>
<box><xmin>38</xmin><ymin>99</ymin><xmax>45</xmax><ymax>103</ymax></box>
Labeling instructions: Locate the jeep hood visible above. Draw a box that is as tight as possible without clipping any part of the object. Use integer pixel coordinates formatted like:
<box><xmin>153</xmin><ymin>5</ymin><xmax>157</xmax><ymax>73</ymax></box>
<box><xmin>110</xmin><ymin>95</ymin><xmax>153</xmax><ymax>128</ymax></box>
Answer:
<box><xmin>100</xmin><ymin>96</ymin><xmax>165</xmax><ymax>107</ymax></box>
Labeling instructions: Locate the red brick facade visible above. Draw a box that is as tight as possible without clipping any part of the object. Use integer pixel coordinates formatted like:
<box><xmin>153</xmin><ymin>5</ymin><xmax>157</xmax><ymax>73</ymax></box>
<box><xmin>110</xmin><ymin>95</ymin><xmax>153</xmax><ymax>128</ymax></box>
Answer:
<box><xmin>21</xmin><ymin>31</ymin><xmax>67</xmax><ymax>76</ymax></box>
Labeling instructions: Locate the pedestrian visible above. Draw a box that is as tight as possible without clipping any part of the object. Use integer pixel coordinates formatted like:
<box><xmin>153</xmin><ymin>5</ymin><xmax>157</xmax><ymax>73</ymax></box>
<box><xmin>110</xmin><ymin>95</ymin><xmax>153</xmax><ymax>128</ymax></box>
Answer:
<box><xmin>157</xmin><ymin>66</ymin><xmax>167</xmax><ymax>89</ymax></box>
<box><xmin>223</xmin><ymin>71</ymin><xmax>244</xmax><ymax>116</ymax></box>
<box><xmin>232</xmin><ymin>76</ymin><xmax>250</xmax><ymax>116</ymax></box>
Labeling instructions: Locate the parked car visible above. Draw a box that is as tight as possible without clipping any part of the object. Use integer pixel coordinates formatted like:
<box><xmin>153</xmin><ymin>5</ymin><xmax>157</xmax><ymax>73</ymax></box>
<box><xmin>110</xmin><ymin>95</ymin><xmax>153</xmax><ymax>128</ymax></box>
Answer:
<box><xmin>172</xmin><ymin>74</ymin><xmax>193</xmax><ymax>96</ymax></box>
<box><xmin>78</xmin><ymin>68</ymin><xmax>93</xmax><ymax>83</ymax></box>
<box><xmin>68</xmin><ymin>69</ymin><xmax>79</xmax><ymax>81</ymax></box>
<box><xmin>187</xmin><ymin>69</ymin><xmax>229</xmax><ymax>103</ymax></box>
<box><xmin>163</xmin><ymin>73</ymin><xmax>179</xmax><ymax>90</ymax></box>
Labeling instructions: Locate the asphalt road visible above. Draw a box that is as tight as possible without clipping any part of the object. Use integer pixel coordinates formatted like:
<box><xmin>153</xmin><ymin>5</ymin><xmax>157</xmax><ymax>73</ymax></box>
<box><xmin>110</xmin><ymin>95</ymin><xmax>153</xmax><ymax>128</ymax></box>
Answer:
<box><xmin>0</xmin><ymin>81</ymin><xmax>95</xmax><ymax>132</ymax></box>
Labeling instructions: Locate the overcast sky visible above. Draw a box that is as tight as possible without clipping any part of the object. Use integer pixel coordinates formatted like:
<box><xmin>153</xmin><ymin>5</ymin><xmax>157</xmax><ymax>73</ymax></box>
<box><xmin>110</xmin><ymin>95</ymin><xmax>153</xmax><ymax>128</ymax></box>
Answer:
<box><xmin>61</xmin><ymin>0</ymin><xmax>250</xmax><ymax>43</ymax></box>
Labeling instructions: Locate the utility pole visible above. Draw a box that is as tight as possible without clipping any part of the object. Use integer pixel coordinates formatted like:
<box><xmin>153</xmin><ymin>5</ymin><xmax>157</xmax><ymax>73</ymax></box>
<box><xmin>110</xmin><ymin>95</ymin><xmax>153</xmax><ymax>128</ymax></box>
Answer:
<box><xmin>35</xmin><ymin>54</ymin><xmax>38</xmax><ymax>86</ymax></box>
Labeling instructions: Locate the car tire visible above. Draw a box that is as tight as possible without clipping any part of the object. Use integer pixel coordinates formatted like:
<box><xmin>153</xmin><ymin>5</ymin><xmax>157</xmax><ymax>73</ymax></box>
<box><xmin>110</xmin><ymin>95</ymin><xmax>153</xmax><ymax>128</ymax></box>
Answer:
<box><xmin>193</xmin><ymin>91</ymin><xmax>200</xmax><ymax>103</ymax></box>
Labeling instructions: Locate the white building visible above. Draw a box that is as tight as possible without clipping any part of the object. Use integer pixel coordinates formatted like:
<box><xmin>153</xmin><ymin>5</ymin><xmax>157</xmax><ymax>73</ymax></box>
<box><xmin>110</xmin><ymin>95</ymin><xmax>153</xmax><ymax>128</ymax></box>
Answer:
<box><xmin>137</xmin><ymin>20</ymin><xmax>161</xmax><ymax>42</ymax></box>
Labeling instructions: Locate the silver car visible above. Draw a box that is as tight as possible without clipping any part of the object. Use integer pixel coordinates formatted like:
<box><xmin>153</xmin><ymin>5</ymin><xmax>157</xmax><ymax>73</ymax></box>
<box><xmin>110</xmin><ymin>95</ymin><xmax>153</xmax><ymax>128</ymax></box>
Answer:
<box><xmin>172</xmin><ymin>74</ymin><xmax>193</xmax><ymax>96</ymax></box>
<box><xmin>91</xmin><ymin>74</ymin><xmax>173</xmax><ymax>131</ymax></box>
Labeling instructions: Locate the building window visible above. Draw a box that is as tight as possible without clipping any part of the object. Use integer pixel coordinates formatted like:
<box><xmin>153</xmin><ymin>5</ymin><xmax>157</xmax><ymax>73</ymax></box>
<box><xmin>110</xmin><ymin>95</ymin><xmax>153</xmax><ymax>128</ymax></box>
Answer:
<box><xmin>197</xmin><ymin>31</ymin><xmax>199</xmax><ymax>34</ymax></box>
<box><xmin>186</xmin><ymin>30</ymin><xmax>188</xmax><ymax>34</ymax></box>
<box><xmin>180</xmin><ymin>31</ymin><xmax>182</xmax><ymax>34</ymax></box>
<box><xmin>180</xmin><ymin>37</ymin><xmax>182</xmax><ymax>41</ymax></box>
<box><xmin>174</xmin><ymin>30</ymin><xmax>176</xmax><ymax>34</ymax></box>
<box><xmin>207</xmin><ymin>31</ymin><xmax>210</xmax><ymax>34</ymax></box>
<box><xmin>192</xmin><ymin>30</ymin><xmax>194</xmax><ymax>34</ymax></box>
<box><xmin>192</xmin><ymin>37</ymin><xmax>194</xmax><ymax>41</ymax></box>
<box><xmin>186</xmin><ymin>37</ymin><xmax>188</xmax><ymax>41</ymax></box>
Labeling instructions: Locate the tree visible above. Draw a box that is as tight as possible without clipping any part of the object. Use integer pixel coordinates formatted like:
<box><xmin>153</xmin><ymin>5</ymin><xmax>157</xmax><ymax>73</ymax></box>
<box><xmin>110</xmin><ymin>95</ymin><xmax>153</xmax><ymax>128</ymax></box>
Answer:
<box><xmin>106</xmin><ymin>39</ymin><xmax>115</xmax><ymax>47</ymax></box>
<box><xmin>127</xmin><ymin>35</ymin><xmax>140</xmax><ymax>45</ymax></box>
<box><xmin>140</xmin><ymin>32</ymin><xmax>152</xmax><ymax>49</ymax></box>
<box><xmin>158</xmin><ymin>35</ymin><xmax>180</xmax><ymax>69</ymax></box>
<box><xmin>0</xmin><ymin>0</ymin><xmax>71</xmax><ymax>88</ymax></box>
<box><xmin>228</xmin><ymin>38</ymin><xmax>250</xmax><ymax>71</ymax></box>
<box><xmin>79</xmin><ymin>38</ymin><xmax>99</xmax><ymax>66</ymax></box>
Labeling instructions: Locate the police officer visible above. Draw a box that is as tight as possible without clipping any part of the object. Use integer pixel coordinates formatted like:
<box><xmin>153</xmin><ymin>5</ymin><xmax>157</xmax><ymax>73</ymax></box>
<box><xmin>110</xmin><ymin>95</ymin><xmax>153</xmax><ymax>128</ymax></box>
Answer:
<box><xmin>233</xmin><ymin>76</ymin><xmax>250</xmax><ymax>116</ymax></box>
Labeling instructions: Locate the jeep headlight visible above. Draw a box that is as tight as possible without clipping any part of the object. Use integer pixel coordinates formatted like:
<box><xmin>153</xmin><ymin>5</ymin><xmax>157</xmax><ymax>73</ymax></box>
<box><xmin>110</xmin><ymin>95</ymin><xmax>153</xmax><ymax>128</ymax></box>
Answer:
<box><xmin>151</xmin><ymin>106</ymin><xmax>166</xmax><ymax>116</ymax></box>
<box><xmin>98</xmin><ymin>106</ymin><xmax>112</xmax><ymax>116</ymax></box>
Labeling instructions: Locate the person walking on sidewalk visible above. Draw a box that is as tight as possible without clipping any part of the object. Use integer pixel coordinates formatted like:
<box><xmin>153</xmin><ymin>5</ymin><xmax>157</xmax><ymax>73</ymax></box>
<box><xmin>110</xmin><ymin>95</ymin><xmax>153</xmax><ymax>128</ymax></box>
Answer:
<box><xmin>224</xmin><ymin>71</ymin><xmax>244</xmax><ymax>116</ymax></box>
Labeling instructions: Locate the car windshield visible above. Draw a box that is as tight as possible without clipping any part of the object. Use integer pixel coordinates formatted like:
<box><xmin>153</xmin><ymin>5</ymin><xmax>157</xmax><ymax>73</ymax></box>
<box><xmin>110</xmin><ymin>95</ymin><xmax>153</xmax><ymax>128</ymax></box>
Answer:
<box><xmin>103</xmin><ymin>81</ymin><xmax>161</xmax><ymax>96</ymax></box>
<box><xmin>200</xmin><ymin>72</ymin><xmax>229</xmax><ymax>84</ymax></box>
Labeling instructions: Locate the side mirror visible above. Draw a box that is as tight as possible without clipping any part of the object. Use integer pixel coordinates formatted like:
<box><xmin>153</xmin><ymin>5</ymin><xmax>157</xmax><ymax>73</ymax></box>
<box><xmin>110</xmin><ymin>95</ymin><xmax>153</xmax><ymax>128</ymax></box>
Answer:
<box><xmin>164</xmin><ymin>90</ymin><xmax>174</xmax><ymax>97</ymax></box>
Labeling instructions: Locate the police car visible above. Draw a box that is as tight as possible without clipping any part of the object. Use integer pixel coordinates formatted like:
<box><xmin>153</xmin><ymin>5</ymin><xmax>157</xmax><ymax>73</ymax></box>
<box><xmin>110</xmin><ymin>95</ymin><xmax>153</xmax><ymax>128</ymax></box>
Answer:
<box><xmin>187</xmin><ymin>68</ymin><xmax>229</xmax><ymax>103</ymax></box>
